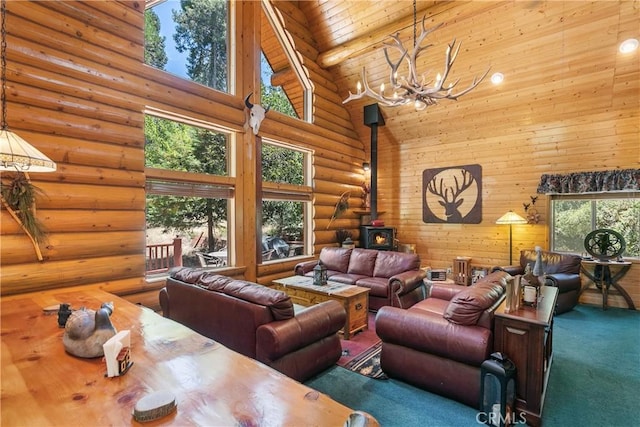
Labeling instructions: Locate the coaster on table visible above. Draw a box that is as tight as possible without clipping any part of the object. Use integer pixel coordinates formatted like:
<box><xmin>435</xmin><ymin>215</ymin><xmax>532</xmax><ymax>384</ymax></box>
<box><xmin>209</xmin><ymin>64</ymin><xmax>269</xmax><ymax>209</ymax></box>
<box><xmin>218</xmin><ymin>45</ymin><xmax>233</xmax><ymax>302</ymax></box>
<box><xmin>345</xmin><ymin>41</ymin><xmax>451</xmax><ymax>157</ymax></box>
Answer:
<box><xmin>132</xmin><ymin>391</ymin><xmax>177</xmax><ymax>423</ymax></box>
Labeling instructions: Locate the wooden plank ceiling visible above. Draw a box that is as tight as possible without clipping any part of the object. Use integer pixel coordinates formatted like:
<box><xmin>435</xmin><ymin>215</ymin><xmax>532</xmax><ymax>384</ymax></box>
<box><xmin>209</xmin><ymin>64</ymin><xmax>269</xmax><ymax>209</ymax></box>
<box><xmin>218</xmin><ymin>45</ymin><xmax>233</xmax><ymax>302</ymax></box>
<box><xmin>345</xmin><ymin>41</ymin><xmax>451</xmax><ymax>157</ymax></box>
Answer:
<box><xmin>265</xmin><ymin>1</ymin><xmax>637</xmax><ymax>147</ymax></box>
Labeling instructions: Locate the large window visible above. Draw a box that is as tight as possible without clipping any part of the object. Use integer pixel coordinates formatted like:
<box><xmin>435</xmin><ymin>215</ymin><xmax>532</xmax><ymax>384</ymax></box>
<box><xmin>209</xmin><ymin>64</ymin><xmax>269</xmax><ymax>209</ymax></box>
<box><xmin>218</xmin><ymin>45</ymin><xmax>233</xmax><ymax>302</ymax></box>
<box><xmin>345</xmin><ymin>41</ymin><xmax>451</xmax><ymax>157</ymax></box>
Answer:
<box><xmin>551</xmin><ymin>195</ymin><xmax>640</xmax><ymax>258</ymax></box>
<box><xmin>145</xmin><ymin>115</ymin><xmax>233</xmax><ymax>273</ymax></box>
<box><xmin>261</xmin><ymin>141</ymin><xmax>311</xmax><ymax>262</ymax></box>
<box><xmin>145</xmin><ymin>0</ymin><xmax>230</xmax><ymax>92</ymax></box>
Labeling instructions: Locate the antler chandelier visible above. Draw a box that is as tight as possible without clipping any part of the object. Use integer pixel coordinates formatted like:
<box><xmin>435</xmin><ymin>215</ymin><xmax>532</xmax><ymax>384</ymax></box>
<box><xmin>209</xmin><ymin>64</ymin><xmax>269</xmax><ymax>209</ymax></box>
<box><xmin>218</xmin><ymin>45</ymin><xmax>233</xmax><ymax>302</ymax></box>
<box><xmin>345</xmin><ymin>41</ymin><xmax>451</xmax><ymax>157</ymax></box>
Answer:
<box><xmin>343</xmin><ymin>1</ymin><xmax>490</xmax><ymax>111</ymax></box>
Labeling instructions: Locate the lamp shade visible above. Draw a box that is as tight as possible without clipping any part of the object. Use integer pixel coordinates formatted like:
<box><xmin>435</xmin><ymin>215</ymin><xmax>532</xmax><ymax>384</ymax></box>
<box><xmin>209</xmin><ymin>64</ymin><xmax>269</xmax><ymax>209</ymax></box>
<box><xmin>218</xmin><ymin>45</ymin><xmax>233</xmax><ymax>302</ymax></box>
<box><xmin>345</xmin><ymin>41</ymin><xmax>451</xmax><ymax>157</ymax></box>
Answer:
<box><xmin>496</xmin><ymin>211</ymin><xmax>527</xmax><ymax>225</ymax></box>
<box><xmin>0</xmin><ymin>129</ymin><xmax>56</xmax><ymax>172</ymax></box>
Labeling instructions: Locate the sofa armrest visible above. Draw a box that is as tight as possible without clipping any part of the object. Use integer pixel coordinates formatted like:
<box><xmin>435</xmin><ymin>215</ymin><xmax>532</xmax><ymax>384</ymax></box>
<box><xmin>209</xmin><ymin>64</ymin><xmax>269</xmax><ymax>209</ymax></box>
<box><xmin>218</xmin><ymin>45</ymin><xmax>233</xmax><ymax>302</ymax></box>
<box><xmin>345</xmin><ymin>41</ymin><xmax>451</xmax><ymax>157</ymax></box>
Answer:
<box><xmin>491</xmin><ymin>265</ymin><xmax>523</xmax><ymax>276</ymax></box>
<box><xmin>256</xmin><ymin>300</ymin><xmax>346</xmax><ymax>362</ymax></box>
<box><xmin>375</xmin><ymin>306</ymin><xmax>492</xmax><ymax>366</ymax></box>
<box><xmin>159</xmin><ymin>287</ymin><xmax>169</xmax><ymax>318</ymax></box>
<box><xmin>427</xmin><ymin>282</ymin><xmax>465</xmax><ymax>301</ymax></box>
<box><xmin>389</xmin><ymin>269</ymin><xmax>427</xmax><ymax>294</ymax></box>
<box><xmin>545</xmin><ymin>273</ymin><xmax>582</xmax><ymax>293</ymax></box>
<box><xmin>294</xmin><ymin>260</ymin><xmax>318</xmax><ymax>276</ymax></box>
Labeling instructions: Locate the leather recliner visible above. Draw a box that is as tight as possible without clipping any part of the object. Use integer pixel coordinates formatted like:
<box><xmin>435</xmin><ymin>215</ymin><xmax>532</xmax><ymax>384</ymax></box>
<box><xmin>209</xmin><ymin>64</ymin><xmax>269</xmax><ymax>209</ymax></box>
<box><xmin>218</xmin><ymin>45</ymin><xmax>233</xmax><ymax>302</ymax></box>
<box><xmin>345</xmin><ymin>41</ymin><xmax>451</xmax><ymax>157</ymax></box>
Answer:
<box><xmin>492</xmin><ymin>249</ymin><xmax>582</xmax><ymax>314</ymax></box>
<box><xmin>160</xmin><ymin>267</ymin><xmax>346</xmax><ymax>382</ymax></box>
<box><xmin>375</xmin><ymin>271</ymin><xmax>510</xmax><ymax>408</ymax></box>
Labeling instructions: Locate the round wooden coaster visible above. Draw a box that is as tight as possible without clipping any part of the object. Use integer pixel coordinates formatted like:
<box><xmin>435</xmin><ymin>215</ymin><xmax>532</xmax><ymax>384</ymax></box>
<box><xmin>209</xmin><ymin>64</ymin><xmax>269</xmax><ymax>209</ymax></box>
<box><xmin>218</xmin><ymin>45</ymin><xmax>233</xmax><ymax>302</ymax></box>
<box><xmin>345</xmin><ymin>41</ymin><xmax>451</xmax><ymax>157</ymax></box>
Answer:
<box><xmin>132</xmin><ymin>391</ymin><xmax>177</xmax><ymax>423</ymax></box>
<box><xmin>43</xmin><ymin>304</ymin><xmax>61</xmax><ymax>313</ymax></box>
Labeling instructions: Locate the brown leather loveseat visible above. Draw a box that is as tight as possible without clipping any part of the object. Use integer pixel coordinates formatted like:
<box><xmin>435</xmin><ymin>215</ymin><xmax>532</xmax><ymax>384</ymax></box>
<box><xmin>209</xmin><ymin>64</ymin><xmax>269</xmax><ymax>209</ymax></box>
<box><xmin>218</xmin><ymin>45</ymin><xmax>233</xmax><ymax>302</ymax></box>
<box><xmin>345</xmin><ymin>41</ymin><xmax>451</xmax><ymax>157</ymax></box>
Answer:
<box><xmin>160</xmin><ymin>267</ymin><xmax>346</xmax><ymax>382</ymax></box>
<box><xmin>294</xmin><ymin>247</ymin><xmax>426</xmax><ymax>311</ymax></box>
<box><xmin>375</xmin><ymin>270</ymin><xmax>509</xmax><ymax>408</ymax></box>
<box><xmin>492</xmin><ymin>249</ymin><xmax>582</xmax><ymax>314</ymax></box>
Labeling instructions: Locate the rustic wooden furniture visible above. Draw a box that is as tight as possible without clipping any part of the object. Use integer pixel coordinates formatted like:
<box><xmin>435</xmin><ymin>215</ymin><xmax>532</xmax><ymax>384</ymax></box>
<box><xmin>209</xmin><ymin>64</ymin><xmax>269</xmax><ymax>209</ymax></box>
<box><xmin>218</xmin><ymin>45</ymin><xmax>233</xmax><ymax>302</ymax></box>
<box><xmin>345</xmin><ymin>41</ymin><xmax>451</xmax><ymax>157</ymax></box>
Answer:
<box><xmin>493</xmin><ymin>285</ymin><xmax>558</xmax><ymax>427</ymax></box>
<box><xmin>0</xmin><ymin>289</ymin><xmax>357</xmax><ymax>426</ymax></box>
<box><xmin>580</xmin><ymin>259</ymin><xmax>635</xmax><ymax>310</ymax></box>
<box><xmin>453</xmin><ymin>256</ymin><xmax>472</xmax><ymax>286</ymax></box>
<box><xmin>271</xmin><ymin>275</ymin><xmax>369</xmax><ymax>339</ymax></box>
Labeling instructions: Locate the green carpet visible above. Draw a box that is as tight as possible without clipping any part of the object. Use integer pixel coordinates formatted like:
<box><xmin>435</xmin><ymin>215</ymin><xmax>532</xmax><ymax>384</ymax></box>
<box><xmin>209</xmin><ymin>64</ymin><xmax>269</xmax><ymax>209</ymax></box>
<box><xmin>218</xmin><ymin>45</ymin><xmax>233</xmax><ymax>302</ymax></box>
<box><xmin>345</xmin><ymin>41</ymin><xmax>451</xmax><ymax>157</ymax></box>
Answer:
<box><xmin>306</xmin><ymin>304</ymin><xmax>640</xmax><ymax>426</ymax></box>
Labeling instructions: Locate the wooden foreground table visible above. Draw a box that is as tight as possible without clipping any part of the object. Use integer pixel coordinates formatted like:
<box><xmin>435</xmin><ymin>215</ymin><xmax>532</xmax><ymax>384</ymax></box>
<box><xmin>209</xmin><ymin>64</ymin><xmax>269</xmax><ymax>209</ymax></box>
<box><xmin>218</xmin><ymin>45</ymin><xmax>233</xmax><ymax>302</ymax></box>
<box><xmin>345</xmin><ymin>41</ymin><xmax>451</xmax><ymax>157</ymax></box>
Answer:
<box><xmin>1</xmin><ymin>288</ymin><xmax>356</xmax><ymax>426</ymax></box>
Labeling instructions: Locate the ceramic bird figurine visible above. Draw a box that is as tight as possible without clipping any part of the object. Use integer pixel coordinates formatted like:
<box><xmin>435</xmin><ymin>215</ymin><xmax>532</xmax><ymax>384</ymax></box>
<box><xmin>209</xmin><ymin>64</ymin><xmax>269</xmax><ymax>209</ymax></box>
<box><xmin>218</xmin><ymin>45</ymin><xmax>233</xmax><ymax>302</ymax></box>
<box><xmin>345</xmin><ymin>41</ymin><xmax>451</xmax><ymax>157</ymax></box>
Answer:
<box><xmin>63</xmin><ymin>302</ymin><xmax>116</xmax><ymax>358</ymax></box>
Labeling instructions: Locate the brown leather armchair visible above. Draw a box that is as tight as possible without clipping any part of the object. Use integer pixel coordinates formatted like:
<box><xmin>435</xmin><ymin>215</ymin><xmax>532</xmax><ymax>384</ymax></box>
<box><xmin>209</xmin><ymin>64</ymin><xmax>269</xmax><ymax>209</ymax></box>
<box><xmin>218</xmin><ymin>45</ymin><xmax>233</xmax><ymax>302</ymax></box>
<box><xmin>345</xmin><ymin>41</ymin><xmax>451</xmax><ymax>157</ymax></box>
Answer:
<box><xmin>375</xmin><ymin>271</ymin><xmax>509</xmax><ymax>408</ymax></box>
<box><xmin>160</xmin><ymin>267</ymin><xmax>346</xmax><ymax>382</ymax></box>
<box><xmin>492</xmin><ymin>249</ymin><xmax>582</xmax><ymax>314</ymax></box>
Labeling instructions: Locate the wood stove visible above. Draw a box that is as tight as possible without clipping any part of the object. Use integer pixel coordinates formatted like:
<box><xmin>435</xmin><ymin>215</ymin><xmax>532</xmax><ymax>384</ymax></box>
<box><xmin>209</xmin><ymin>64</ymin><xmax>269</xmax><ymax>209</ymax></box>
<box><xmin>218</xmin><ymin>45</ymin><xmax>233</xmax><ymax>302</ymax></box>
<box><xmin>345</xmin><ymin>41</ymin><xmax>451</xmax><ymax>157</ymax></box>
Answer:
<box><xmin>360</xmin><ymin>226</ymin><xmax>395</xmax><ymax>251</ymax></box>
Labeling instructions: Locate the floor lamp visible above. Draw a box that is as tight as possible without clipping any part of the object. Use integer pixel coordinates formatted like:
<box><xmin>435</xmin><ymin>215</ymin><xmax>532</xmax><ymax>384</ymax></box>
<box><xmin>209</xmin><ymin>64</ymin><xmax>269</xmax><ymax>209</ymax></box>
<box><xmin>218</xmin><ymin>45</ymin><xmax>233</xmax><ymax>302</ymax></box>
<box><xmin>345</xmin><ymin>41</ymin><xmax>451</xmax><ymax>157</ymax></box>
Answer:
<box><xmin>496</xmin><ymin>211</ymin><xmax>528</xmax><ymax>265</ymax></box>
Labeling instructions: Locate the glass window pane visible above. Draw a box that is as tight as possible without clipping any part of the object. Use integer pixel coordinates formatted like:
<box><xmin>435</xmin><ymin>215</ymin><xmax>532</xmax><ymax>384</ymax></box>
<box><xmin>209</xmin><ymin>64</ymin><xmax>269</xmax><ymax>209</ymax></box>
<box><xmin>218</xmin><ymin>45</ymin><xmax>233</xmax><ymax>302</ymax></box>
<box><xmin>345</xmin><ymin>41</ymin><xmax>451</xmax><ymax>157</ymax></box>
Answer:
<box><xmin>261</xmin><ymin>200</ymin><xmax>305</xmax><ymax>261</ymax></box>
<box><xmin>551</xmin><ymin>197</ymin><xmax>640</xmax><ymax>257</ymax></box>
<box><xmin>145</xmin><ymin>0</ymin><xmax>229</xmax><ymax>93</ymax></box>
<box><xmin>552</xmin><ymin>200</ymin><xmax>592</xmax><ymax>252</ymax></box>
<box><xmin>262</xmin><ymin>144</ymin><xmax>303</xmax><ymax>184</ymax></box>
<box><xmin>596</xmin><ymin>199</ymin><xmax>640</xmax><ymax>257</ymax></box>
<box><xmin>146</xmin><ymin>194</ymin><xmax>228</xmax><ymax>271</ymax></box>
<box><xmin>261</xmin><ymin>52</ymin><xmax>298</xmax><ymax>118</ymax></box>
<box><xmin>145</xmin><ymin>116</ymin><xmax>228</xmax><ymax>176</ymax></box>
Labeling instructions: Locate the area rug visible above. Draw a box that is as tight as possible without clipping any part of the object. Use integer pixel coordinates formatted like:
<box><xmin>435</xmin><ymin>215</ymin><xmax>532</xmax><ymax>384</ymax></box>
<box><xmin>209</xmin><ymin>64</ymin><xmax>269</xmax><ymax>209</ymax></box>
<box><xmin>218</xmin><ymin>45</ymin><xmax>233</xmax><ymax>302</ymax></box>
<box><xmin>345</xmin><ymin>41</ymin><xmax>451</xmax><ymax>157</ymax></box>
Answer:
<box><xmin>343</xmin><ymin>342</ymin><xmax>387</xmax><ymax>380</ymax></box>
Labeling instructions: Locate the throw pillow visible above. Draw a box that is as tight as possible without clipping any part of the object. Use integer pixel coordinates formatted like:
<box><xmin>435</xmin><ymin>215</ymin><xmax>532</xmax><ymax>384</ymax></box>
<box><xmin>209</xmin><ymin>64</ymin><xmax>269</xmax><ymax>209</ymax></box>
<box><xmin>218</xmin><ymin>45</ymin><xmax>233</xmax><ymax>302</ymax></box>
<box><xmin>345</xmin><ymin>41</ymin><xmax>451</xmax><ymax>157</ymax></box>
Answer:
<box><xmin>347</xmin><ymin>248</ymin><xmax>378</xmax><ymax>276</ymax></box>
<box><xmin>319</xmin><ymin>247</ymin><xmax>352</xmax><ymax>272</ymax></box>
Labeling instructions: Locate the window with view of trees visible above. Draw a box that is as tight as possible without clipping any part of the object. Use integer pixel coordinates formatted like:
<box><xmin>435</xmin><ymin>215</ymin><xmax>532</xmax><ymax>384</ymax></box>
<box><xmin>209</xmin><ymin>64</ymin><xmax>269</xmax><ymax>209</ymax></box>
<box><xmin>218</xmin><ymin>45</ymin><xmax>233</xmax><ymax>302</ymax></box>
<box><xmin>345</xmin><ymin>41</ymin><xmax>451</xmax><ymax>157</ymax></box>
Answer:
<box><xmin>144</xmin><ymin>1</ymin><xmax>314</xmax><ymax>269</ymax></box>
<box><xmin>261</xmin><ymin>142</ymin><xmax>311</xmax><ymax>262</ymax></box>
<box><xmin>551</xmin><ymin>195</ymin><xmax>640</xmax><ymax>257</ymax></box>
<box><xmin>145</xmin><ymin>0</ymin><xmax>229</xmax><ymax>92</ymax></box>
<box><xmin>145</xmin><ymin>116</ymin><xmax>232</xmax><ymax>271</ymax></box>
<box><xmin>261</xmin><ymin>52</ymin><xmax>297</xmax><ymax>118</ymax></box>
<box><xmin>261</xmin><ymin>0</ymin><xmax>312</xmax><ymax>122</ymax></box>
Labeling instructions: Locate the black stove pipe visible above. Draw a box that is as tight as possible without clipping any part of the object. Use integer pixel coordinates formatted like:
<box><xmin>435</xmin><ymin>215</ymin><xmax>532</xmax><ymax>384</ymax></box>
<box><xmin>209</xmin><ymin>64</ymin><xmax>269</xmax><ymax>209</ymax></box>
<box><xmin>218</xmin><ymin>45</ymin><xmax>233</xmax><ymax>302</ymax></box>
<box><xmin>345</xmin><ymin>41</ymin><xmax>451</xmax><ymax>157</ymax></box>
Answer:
<box><xmin>364</xmin><ymin>104</ymin><xmax>385</xmax><ymax>222</ymax></box>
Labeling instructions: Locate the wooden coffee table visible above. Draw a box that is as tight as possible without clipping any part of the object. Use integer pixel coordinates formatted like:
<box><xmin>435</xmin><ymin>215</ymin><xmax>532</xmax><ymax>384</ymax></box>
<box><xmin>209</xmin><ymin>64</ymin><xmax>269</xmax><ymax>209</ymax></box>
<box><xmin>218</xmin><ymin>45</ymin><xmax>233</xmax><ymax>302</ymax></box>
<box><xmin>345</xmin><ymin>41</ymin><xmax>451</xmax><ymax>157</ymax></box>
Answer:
<box><xmin>271</xmin><ymin>276</ymin><xmax>369</xmax><ymax>339</ymax></box>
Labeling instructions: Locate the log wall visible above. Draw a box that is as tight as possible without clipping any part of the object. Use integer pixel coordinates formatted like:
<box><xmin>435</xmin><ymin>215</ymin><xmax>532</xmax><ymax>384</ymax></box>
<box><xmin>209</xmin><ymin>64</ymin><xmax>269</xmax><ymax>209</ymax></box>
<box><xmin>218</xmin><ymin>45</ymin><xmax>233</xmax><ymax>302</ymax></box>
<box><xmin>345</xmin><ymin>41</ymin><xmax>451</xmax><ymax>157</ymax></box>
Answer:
<box><xmin>0</xmin><ymin>1</ymin><xmax>365</xmax><ymax>300</ymax></box>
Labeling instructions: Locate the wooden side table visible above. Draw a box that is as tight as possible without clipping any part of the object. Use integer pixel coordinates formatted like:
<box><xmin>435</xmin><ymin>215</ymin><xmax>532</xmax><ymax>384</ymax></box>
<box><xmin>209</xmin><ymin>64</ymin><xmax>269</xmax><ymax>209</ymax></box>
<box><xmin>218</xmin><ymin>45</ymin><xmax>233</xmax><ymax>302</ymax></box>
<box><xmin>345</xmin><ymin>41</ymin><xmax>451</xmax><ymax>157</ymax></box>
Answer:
<box><xmin>580</xmin><ymin>259</ymin><xmax>634</xmax><ymax>310</ymax></box>
<box><xmin>494</xmin><ymin>286</ymin><xmax>558</xmax><ymax>427</ymax></box>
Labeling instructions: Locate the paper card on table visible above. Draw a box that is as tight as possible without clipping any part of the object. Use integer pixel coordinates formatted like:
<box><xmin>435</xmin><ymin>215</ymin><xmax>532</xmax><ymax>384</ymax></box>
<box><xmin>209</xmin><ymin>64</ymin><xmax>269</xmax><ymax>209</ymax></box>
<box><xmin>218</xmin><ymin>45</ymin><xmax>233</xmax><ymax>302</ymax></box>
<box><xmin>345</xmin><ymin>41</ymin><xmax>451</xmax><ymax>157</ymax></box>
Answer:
<box><xmin>103</xmin><ymin>330</ymin><xmax>130</xmax><ymax>377</ymax></box>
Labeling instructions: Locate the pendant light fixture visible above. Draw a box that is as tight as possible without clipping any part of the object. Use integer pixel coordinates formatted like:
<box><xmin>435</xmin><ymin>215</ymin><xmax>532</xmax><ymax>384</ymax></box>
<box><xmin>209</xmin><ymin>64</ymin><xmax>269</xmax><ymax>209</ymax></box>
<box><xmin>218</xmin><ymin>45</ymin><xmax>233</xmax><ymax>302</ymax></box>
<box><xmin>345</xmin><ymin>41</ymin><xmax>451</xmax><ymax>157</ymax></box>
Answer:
<box><xmin>343</xmin><ymin>0</ymin><xmax>490</xmax><ymax>111</ymax></box>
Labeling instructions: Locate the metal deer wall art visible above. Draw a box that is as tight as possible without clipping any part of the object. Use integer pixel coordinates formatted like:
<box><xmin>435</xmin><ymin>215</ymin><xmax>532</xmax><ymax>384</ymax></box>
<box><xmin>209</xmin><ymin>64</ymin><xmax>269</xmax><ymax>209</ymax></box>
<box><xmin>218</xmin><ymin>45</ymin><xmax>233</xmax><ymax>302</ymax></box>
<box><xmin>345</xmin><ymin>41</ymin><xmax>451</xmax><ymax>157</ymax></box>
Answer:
<box><xmin>423</xmin><ymin>164</ymin><xmax>482</xmax><ymax>223</ymax></box>
<box><xmin>244</xmin><ymin>93</ymin><xmax>270</xmax><ymax>135</ymax></box>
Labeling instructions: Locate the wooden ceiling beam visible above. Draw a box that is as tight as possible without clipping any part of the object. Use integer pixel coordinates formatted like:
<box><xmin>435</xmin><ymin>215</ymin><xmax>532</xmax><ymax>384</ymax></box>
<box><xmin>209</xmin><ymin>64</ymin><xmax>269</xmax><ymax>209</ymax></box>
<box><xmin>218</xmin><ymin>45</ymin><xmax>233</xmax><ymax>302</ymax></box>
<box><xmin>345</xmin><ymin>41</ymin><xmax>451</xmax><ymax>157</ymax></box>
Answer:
<box><xmin>316</xmin><ymin>4</ymin><xmax>448</xmax><ymax>69</ymax></box>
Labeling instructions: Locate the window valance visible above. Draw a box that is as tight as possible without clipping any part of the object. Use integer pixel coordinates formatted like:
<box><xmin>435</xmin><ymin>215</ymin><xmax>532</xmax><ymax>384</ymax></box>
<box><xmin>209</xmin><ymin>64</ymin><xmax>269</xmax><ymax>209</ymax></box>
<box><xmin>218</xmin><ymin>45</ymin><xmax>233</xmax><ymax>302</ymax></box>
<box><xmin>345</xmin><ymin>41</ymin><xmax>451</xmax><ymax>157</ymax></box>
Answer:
<box><xmin>537</xmin><ymin>169</ymin><xmax>640</xmax><ymax>195</ymax></box>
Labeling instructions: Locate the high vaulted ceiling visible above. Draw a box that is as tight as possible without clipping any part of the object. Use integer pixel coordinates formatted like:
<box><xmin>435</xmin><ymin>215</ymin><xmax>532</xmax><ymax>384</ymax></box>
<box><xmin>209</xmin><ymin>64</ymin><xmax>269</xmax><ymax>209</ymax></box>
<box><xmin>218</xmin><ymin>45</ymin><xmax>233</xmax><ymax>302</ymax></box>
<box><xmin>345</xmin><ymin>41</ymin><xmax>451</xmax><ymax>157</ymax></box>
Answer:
<box><xmin>269</xmin><ymin>1</ymin><xmax>638</xmax><ymax>149</ymax></box>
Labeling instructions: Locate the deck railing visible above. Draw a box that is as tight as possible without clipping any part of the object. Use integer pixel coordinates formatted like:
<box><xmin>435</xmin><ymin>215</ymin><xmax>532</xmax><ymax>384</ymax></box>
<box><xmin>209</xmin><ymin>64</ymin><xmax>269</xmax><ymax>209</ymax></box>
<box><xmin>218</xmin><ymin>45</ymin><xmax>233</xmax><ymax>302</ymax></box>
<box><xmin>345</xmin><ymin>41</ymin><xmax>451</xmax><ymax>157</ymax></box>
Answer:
<box><xmin>146</xmin><ymin>238</ymin><xmax>182</xmax><ymax>274</ymax></box>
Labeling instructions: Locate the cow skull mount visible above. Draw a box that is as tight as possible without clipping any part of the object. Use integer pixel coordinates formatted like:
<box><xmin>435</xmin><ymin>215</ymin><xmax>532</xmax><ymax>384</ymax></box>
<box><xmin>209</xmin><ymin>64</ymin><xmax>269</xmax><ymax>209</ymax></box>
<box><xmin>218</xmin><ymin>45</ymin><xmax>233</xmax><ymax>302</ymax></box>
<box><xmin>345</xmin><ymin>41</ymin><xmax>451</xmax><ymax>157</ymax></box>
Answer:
<box><xmin>244</xmin><ymin>93</ymin><xmax>270</xmax><ymax>135</ymax></box>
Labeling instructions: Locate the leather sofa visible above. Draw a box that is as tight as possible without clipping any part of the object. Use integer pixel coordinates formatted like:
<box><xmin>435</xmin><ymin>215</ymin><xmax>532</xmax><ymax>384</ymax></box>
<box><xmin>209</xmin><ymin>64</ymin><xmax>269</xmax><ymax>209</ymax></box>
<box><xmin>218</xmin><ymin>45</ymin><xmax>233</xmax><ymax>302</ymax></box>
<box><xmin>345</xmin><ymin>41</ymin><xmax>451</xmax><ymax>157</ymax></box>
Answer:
<box><xmin>492</xmin><ymin>249</ymin><xmax>582</xmax><ymax>314</ymax></box>
<box><xmin>160</xmin><ymin>267</ymin><xmax>346</xmax><ymax>382</ymax></box>
<box><xmin>375</xmin><ymin>270</ymin><xmax>510</xmax><ymax>408</ymax></box>
<box><xmin>294</xmin><ymin>247</ymin><xmax>426</xmax><ymax>311</ymax></box>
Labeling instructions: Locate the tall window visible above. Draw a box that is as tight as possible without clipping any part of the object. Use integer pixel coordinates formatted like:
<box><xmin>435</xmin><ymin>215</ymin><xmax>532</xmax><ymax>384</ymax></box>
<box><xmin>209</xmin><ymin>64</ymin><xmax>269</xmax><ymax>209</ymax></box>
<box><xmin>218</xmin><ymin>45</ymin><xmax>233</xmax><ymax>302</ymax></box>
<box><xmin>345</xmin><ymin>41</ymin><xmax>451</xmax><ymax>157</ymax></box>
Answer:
<box><xmin>261</xmin><ymin>0</ymin><xmax>313</xmax><ymax>122</ymax></box>
<box><xmin>145</xmin><ymin>0</ymin><xmax>230</xmax><ymax>92</ymax></box>
<box><xmin>551</xmin><ymin>195</ymin><xmax>640</xmax><ymax>258</ymax></box>
<box><xmin>261</xmin><ymin>141</ymin><xmax>311</xmax><ymax>262</ymax></box>
<box><xmin>145</xmin><ymin>115</ymin><xmax>233</xmax><ymax>273</ymax></box>
<box><xmin>260</xmin><ymin>52</ymin><xmax>297</xmax><ymax>118</ymax></box>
